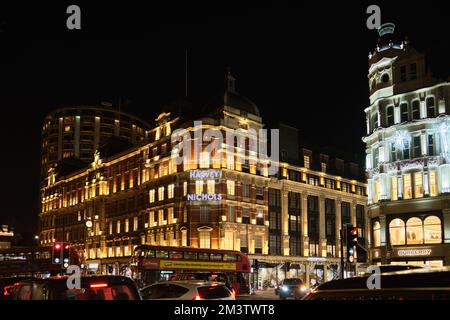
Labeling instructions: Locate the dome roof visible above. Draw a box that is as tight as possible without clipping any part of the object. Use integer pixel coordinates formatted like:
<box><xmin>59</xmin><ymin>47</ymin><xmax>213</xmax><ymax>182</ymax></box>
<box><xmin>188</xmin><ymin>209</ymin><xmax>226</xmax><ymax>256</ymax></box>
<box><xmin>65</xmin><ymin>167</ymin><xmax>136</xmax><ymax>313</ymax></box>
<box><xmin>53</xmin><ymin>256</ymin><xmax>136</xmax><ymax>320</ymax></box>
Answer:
<box><xmin>224</xmin><ymin>90</ymin><xmax>260</xmax><ymax>117</ymax></box>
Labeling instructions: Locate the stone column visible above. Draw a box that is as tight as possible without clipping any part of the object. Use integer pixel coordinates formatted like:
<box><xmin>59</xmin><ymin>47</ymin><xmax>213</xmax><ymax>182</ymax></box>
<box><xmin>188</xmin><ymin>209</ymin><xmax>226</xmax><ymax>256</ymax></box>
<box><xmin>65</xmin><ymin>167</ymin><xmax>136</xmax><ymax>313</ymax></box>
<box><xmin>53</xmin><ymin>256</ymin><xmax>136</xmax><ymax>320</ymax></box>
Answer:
<box><xmin>282</xmin><ymin>189</ymin><xmax>290</xmax><ymax>255</ymax></box>
<box><xmin>335</xmin><ymin>199</ymin><xmax>342</xmax><ymax>258</ymax></box>
<box><xmin>301</xmin><ymin>193</ymin><xmax>309</xmax><ymax>256</ymax></box>
<box><xmin>318</xmin><ymin>195</ymin><xmax>327</xmax><ymax>257</ymax></box>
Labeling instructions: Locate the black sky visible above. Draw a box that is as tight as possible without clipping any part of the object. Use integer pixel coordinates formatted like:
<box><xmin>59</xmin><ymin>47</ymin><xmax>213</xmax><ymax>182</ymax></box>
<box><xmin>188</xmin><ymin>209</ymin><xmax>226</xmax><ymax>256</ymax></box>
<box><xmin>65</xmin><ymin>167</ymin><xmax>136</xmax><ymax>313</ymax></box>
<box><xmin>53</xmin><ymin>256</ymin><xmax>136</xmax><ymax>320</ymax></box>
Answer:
<box><xmin>1</xmin><ymin>1</ymin><xmax>450</xmax><ymax>244</ymax></box>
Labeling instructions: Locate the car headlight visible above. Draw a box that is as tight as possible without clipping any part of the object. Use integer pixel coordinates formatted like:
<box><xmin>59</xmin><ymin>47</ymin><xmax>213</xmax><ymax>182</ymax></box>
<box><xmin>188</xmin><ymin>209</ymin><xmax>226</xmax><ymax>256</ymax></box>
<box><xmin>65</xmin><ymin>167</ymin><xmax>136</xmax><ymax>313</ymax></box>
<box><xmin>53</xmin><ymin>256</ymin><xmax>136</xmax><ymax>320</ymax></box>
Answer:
<box><xmin>281</xmin><ymin>285</ymin><xmax>289</xmax><ymax>292</ymax></box>
<box><xmin>300</xmin><ymin>285</ymin><xmax>307</xmax><ymax>292</ymax></box>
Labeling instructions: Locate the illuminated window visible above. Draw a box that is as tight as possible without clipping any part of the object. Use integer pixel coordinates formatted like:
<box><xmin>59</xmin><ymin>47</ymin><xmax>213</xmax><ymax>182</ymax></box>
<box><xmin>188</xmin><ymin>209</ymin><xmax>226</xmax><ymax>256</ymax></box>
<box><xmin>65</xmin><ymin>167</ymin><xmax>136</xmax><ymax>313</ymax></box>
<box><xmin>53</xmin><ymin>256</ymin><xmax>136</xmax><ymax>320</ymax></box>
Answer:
<box><xmin>227</xmin><ymin>152</ymin><xmax>234</xmax><ymax>170</ymax></box>
<box><xmin>200</xmin><ymin>151</ymin><xmax>210</xmax><ymax>169</ymax></box>
<box><xmin>195</xmin><ymin>180</ymin><xmax>203</xmax><ymax>194</ymax></box>
<box><xmin>116</xmin><ymin>220</ymin><xmax>121</xmax><ymax>234</ymax></box>
<box><xmin>424</xmin><ymin>216</ymin><xmax>441</xmax><ymax>244</ymax></box>
<box><xmin>321</xmin><ymin>163</ymin><xmax>327</xmax><ymax>173</ymax></box>
<box><xmin>149</xmin><ymin>189</ymin><xmax>155</xmax><ymax>203</ymax></box>
<box><xmin>199</xmin><ymin>230</ymin><xmax>211</xmax><ymax>249</ymax></box>
<box><xmin>304</xmin><ymin>156</ymin><xmax>310</xmax><ymax>169</ymax></box>
<box><xmin>181</xmin><ymin>229</ymin><xmax>187</xmax><ymax>246</ymax></box>
<box><xmin>406</xmin><ymin>217</ymin><xmax>423</xmax><ymax>245</ymax></box>
<box><xmin>373</xmin><ymin>221</ymin><xmax>381</xmax><ymax>247</ymax></box>
<box><xmin>168</xmin><ymin>207</ymin><xmax>174</xmax><ymax>224</ymax></box>
<box><xmin>168</xmin><ymin>184</ymin><xmax>175</xmax><ymax>199</ymax></box>
<box><xmin>403</xmin><ymin>174</ymin><xmax>412</xmax><ymax>199</ymax></box>
<box><xmin>391</xmin><ymin>176</ymin><xmax>398</xmax><ymax>200</ymax></box>
<box><xmin>389</xmin><ymin>219</ymin><xmax>405</xmax><ymax>245</ymax></box>
<box><xmin>124</xmin><ymin>219</ymin><xmax>129</xmax><ymax>233</ymax></box>
<box><xmin>183</xmin><ymin>181</ymin><xmax>188</xmax><ymax>196</ymax></box>
<box><xmin>158</xmin><ymin>210</ymin><xmax>164</xmax><ymax>225</ymax></box>
<box><xmin>155</xmin><ymin>128</ymin><xmax>161</xmax><ymax>141</ymax></box>
<box><xmin>429</xmin><ymin>170</ymin><xmax>438</xmax><ymax>197</ymax></box>
<box><xmin>227</xmin><ymin>180</ymin><xmax>235</xmax><ymax>195</ymax></box>
<box><xmin>373</xmin><ymin>179</ymin><xmax>381</xmax><ymax>203</ymax></box>
<box><xmin>109</xmin><ymin>221</ymin><xmax>113</xmax><ymax>235</ymax></box>
<box><xmin>414</xmin><ymin>172</ymin><xmax>423</xmax><ymax>198</ymax></box>
<box><xmin>158</xmin><ymin>187</ymin><xmax>165</xmax><ymax>201</ymax></box>
<box><xmin>207</xmin><ymin>180</ymin><xmax>215</xmax><ymax>194</ymax></box>
<box><xmin>133</xmin><ymin>216</ymin><xmax>138</xmax><ymax>231</ymax></box>
<box><xmin>224</xmin><ymin>231</ymin><xmax>234</xmax><ymax>250</ymax></box>
<box><xmin>227</xmin><ymin>206</ymin><xmax>235</xmax><ymax>223</ymax></box>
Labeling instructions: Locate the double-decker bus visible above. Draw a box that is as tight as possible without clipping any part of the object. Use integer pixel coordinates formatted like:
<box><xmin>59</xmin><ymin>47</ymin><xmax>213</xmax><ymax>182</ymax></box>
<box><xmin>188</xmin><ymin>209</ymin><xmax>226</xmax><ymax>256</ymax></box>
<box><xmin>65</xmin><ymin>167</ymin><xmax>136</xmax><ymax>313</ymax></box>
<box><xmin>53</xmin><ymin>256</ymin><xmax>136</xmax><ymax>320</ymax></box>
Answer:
<box><xmin>0</xmin><ymin>245</ymin><xmax>83</xmax><ymax>278</ymax></box>
<box><xmin>130</xmin><ymin>245</ymin><xmax>251</xmax><ymax>294</ymax></box>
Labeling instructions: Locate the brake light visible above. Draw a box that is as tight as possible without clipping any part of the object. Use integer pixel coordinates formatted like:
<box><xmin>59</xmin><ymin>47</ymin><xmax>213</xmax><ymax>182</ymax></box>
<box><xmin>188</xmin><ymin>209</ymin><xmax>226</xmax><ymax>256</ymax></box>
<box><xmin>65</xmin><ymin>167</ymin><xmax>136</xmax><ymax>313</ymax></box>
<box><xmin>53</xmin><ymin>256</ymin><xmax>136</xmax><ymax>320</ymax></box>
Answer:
<box><xmin>192</xmin><ymin>293</ymin><xmax>202</xmax><ymax>300</ymax></box>
<box><xmin>90</xmin><ymin>283</ymin><xmax>108</xmax><ymax>288</ymax></box>
<box><xmin>231</xmin><ymin>288</ymin><xmax>236</xmax><ymax>298</ymax></box>
<box><xmin>3</xmin><ymin>286</ymin><xmax>13</xmax><ymax>296</ymax></box>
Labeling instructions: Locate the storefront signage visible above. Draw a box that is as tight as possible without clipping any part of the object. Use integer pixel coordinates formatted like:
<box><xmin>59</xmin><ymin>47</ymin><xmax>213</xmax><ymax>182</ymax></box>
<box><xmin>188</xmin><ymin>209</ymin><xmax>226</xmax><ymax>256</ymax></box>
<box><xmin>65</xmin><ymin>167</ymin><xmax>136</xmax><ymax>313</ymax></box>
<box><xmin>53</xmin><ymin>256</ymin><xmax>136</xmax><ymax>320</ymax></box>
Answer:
<box><xmin>189</xmin><ymin>169</ymin><xmax>222</xmax><ymax>180</ymax></box>
<box><xmin>187</xmin><ymin>193</ymin><xmax>222</xmax><ymax>201</ymax></box>
<box><xmin>397</xmin><ymin>249</ymin><xmax>432</xmax><ymax>257</ymax></box>
<box><xmin>159</xmin><ymin>260</ymin><xmax>236</xmax><ymax>271</ymax></box>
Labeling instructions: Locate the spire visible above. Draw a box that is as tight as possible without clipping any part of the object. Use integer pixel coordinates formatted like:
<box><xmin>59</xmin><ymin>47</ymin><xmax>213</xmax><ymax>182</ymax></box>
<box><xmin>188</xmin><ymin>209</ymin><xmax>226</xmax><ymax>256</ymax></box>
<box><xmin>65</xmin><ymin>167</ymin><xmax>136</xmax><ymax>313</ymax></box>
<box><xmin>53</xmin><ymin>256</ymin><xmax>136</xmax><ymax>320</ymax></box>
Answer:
<box><xmin>225</xmin><ymin>67</ymin><xmax>236</xmax><ymax>93</ymax></box>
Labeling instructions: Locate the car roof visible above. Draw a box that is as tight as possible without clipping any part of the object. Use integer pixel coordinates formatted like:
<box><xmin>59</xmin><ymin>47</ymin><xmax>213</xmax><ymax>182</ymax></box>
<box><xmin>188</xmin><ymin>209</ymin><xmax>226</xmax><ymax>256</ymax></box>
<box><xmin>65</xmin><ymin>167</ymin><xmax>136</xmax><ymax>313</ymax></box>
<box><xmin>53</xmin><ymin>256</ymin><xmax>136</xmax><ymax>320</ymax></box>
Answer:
<box><xmin>316</xmin><ymin>267</ymin><xmax>450</xmax><ymax>291</ymax></box>
<box><xmin>146</xmin><ymin>280</ymin><xmax>226</xmax><ymax>288</ymax></box>
<box><xmin>16</xmin><ymin>275</ymin><xmax>136</xmax><ymax>286</ymax></box>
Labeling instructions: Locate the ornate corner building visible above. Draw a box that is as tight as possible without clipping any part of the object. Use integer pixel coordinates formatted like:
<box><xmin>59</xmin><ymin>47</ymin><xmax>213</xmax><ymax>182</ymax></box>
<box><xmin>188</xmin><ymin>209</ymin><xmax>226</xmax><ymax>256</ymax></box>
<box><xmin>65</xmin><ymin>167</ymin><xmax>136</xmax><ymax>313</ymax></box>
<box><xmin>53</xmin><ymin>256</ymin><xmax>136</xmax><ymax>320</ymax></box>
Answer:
<box><xmin>364</xmin><ymin>24</ymin><xmax>450</xmax><ymax>266</ymax></box>
<box><xmin>39</xmin><ymin>73</ymin><xmax>368</xmax><ymax>288</ymax></box>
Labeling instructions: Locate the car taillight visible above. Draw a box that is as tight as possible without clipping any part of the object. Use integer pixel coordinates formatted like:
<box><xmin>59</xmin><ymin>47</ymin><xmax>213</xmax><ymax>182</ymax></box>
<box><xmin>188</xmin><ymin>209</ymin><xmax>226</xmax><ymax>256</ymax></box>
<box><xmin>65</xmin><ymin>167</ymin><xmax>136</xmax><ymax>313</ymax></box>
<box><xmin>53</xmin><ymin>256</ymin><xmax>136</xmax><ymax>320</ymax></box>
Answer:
<box><xmin>3</xmin><ymin>286</ymin><xmax>13</xmax><ymax>296</ymax></box>
<box><xmin>90</xmin><ymin>283</ymin><xmax>108</xmax><ymax>288</ymax></box>
<box><xmin>231</xmin><ymin>288</ymin><xmax>236</xmax><ymax>297</ymax></box>
<box><xmin>192</xmin><ymin>293</ymin><xmax>202</xmax><ymax>300</ymax></box>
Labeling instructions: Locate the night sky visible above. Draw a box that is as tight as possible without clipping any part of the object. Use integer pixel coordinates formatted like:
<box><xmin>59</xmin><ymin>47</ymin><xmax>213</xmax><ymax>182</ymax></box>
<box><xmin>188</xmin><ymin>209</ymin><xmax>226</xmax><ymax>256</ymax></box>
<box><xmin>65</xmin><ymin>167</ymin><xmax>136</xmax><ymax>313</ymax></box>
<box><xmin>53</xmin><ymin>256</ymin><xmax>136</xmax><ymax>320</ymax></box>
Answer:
<box><xmin>1</xmin><ymin>1</ymin><xmax>449</xmax><ymax>244</ymax></box>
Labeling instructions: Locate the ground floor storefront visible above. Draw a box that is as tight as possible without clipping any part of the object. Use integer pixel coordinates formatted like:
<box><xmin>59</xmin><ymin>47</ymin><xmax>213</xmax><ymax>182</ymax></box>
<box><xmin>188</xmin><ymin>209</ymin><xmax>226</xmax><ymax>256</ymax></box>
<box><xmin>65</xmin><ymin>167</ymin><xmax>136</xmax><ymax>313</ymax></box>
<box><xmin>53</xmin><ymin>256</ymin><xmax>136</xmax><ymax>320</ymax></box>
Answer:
<box><xmin>248</xmin><ymin>255</ymin><xmax>367</xmax><ymax>291</ymax></box>
<box><xmin>370</xmin><ymin>244</ymin><xmax>450</xmax><ymax>266</ymax></box>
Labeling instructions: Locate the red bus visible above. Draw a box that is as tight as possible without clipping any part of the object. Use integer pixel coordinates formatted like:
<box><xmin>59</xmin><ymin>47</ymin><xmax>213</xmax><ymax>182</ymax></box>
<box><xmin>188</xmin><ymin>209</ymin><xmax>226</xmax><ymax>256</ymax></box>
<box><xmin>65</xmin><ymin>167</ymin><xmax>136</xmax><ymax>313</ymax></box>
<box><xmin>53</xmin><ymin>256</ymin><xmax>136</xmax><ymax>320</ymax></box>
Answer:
<box><xmin>0</xmin><ymin>245</ymin><xmax>82</xmax><ymax>278</ymax></box>
<box><xmin>130</xmin><ymin>245</ymin><xmax>251</xmax><ymax>294</ymax></box>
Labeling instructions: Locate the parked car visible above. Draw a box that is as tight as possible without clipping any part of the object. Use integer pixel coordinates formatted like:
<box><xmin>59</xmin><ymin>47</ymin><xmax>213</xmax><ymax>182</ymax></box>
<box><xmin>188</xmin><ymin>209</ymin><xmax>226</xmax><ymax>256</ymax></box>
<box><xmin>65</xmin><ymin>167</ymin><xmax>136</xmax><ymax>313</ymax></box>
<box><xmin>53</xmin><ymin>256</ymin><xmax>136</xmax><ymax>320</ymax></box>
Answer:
<box><xmin>12</xmin><ymin>275</ymin><xmax>142</xmax><ymax>300</ymax></box>
<box><xmin>169</xmin><ymin>273</ymin><xmax>236</xmax><ymax>295</ymax></box>
<box><xmin>304</xmin><ymin>266</ymin><xmax>450</xmax><ymax>300</ymax></box>
<box><xmin>140</xmin><ymin>280</ymin><xmax>235</xmax><ymax>300</ymax></box>
<box><xmin>0</xmin><ymin>277</ymin><xmax>35</xmax><ymax>300</ymax></box>
<box><xmin>277</xmin><ymin>278</ymin><xmax>307</xmax><ymax>300</ymax></box>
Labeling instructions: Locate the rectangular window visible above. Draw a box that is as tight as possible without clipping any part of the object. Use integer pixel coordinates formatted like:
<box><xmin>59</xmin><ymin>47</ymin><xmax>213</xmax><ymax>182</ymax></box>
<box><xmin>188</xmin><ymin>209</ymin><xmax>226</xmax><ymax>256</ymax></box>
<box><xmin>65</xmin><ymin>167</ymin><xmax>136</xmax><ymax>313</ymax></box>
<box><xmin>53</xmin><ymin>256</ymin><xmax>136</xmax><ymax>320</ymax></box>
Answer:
<box><xmin>413</xmin><ymin>136</ymin><xmax>421</xmax><ymax>158</ymax></box>
<box><xmin>227</xmin><ymin>180</ymin><xmax>235</xmax><ymax>195</ymax></box>
<box><xmin>391</xmin><ymin>176</ymin><xmax>398</xmax><ymax>200</ymax></box>
<box><xmin>158</xmin><ymin>209</ymin><xmax>164</xmax><ymax>225</ymax></box>
<box><xmin>158</xmin><ymin>187</ymin><xmax>164</xmax><ymax>201</ymax></box>
<box><xmin>195</xmin><ymin>180</ymin><xmax>203</xmax><ymax>194</ymax></box>
<box><xmin>254</xmin><ymin>236</ymin><xmax>262</xmax><ymax>249</ymax></box>
<box><xmin>200</xmin><ymin>206</ymin><xmax>210</xmax><ymax>223</ymax></box>
<box><xmin>401</xmin><ymin>103</ymin><xmax>409</xmax><ymax>122</ymax></box>
<box><xmin>428</xmin><ymin>135</ymin><xmax>434</xmax><ymax>156</ymax></box>
<box><xmin>400</xmin><ymin>65</ymin><xmax>407</xmax><ymax>82</ymax></box>
<box><xmin>207</xmin><ymin>180</ymin><xmax>215</xmax><ymax>194</ymax></box>
<box><xmin>240</xmin><ymin>232</ymin><xmax>248</xmax><ymax>248</ymax></box>
<box><xmin>227</xmin><ymin>206</ymin><xmax>235</xmax><ymax>223</ymax></box>
<box><xmin>149</xmin><ymin>189</ymin><xmax>155</xmax><ymax>203</ymax></box>
<box><xmin>391</xmin><ymin>143</ymin><xmax>396</xmax><ymax>162</ymax></box>
<box><xmin>199</xmin><ymin>231</ymin><xmax>211</xmax><ymax>249</ymax></box>
<box><xmin>242</xmin><ymin>184</ymin><xmax>250</xmax><ymax>198</ymax></box>
<box><xmin>168</xmin><ymin>184</ymin><xmax>175</xmax><ymax>199</ymax></box>
<box><xmin>200</xmin><ymin>151</ymin><xmax>210</xmax><ymax>169</ymax></box>
<box><xmin>124</xmin><ymin>219</ymin><xmax>129</xmax><ymax>233</ymax></box>
<box><xmin>303</xmin><ymin>155</ymin><xmax>310</xmax><ymax>169</ymax></box>
<box><xmin>429</xmin><ymin>170</ymin><xmax>438</xmax><ymax>197</ymax></box>
<box><xmin>168</xmin><ymin>207</ymin><xmax>174</xmax><ymax>224</ymax></box>
<box><xmin>183</xmin><ymin>181</ymin><xmax>188</xmax><ymax>196</ymax></box>
<box><xmin>403</xmin><ymin>140</ymin><xmax>410</xmax><ymax>160</ymax></box>
<box><xmin>224</xmin><ymin>231</ymin><xmax>234</xmax><ymax>250</ymax></box>
<box><xmin>321</xmin><ymin>163</ymin><xmax>327</xmax><ymax>172</ymax></box>
<box><xmin>403</xmin><ymin>174</ymin><xmax>412</xmax><ymax>199</ymax></box>
<box><xmin>410</xmin><ymin>63</ymin><xmax>417</xmax><ymax>80</ymax></box>
<box><xmin>414</xmin><ymin>172</ymin><xmax>423</xmax><ymax>198</ymax></box>
<box><xmin>133</xmin><ymin>216</ymin><xmax>138</xmax><ymax>231</ymax></box>
<box><xmin>242</xmin><ymin>208</ymin><xmax>250</xmax><ymax>224</ymax></box>
<box><xmin>116</xmin><ymin>220</ymin><xmax>121</xmax><ymax>234</ymax></box>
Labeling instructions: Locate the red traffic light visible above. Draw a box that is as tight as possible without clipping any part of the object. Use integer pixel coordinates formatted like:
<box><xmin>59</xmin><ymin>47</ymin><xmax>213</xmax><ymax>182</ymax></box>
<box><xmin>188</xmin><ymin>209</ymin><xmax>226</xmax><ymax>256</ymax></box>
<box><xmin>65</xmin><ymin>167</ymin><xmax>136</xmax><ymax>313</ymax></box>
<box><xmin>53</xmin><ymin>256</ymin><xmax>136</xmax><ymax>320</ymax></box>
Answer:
<box><xmin>54</xmin><ymin>243</ymin><xmax>61</xmax><ymax>250</ymax></box>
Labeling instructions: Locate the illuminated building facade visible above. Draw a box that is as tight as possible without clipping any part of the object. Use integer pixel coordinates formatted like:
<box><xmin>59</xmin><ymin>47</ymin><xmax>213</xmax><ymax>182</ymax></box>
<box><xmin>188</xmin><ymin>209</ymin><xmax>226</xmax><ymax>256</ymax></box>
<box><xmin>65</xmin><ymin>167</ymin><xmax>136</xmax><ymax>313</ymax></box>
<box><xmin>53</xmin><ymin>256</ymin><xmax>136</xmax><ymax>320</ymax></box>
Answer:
<box><xmin>364</xmin><ymin>24</ymin><xmax>450</xmax><ymax>266</ymax></box>
<box><xmin>39</xmin><ymin>73</ymin><xmax>367</xmax><ymax>287</ymax></box>
<box><xmin>0</xmin><ymin>225</ymin><xmax>14</xmax><ymax>249</ymax></box>
<box><xmin>41</xmin><ymin>104</ymin><xmax>151</xmax><ymax>177</ymax></box>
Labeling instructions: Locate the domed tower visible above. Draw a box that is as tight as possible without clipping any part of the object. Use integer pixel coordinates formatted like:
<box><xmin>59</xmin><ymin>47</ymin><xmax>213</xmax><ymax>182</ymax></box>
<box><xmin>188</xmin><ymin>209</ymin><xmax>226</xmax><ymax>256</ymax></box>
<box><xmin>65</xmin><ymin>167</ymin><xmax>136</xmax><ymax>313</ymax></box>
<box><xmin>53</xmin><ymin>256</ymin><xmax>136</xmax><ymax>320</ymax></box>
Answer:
<box><xmin>363</xmin><ymin>23</ymin><xmax>450</xmax><ymax>266</ymax></box>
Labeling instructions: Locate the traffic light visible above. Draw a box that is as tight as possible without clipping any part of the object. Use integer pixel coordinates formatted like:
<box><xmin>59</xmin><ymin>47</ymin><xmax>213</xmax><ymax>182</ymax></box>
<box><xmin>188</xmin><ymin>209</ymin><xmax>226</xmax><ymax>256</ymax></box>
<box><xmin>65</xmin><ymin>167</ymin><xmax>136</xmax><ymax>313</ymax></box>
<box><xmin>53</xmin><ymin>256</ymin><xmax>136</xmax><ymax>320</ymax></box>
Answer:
<box><xmin>52</xmin><ymin>243</ymin><xmax>62</xmax><ymax>264</ymax></box>
<box><xmin>62</xmin><ymin>244</ymin><xmax>71</xmax><ymax>268</ymax></box>
<box><xmin>346</xmin><ymin>224</ymin><xmax>358</xmax><ymax>263</ymax></box>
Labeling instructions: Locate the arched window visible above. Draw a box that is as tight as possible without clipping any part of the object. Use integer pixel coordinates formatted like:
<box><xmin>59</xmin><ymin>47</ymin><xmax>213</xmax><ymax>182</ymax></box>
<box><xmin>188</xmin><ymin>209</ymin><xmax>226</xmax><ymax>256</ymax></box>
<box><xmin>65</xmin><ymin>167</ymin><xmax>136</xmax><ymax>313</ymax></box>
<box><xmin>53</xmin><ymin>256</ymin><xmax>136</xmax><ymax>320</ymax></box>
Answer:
<box><xmin>373</xmin><ymin>221</ymin><xmax>381</xmax><ymax>247</ymax></box>
<box><xmin>406</xmin><ymin>217</ymin><xmax>423</xmax><ymax>244</ymax></box>
<box><xmin>424</xmin><ymin>216</ymin><xmax>442</xmax><ymax>244</ymax></box>
<box><xmin>400</xmin><ymin>103</ymin><xmax>409</xmax><ymax>122</ymax></box>
<box><xmin>411</xmin><ymin>100</ymin><xmax>420</xmax><ymax>120</ymax></box>
<box><xmin>381</xmin><ymin>73</ymin><xmax>390</xmax><ymax>83</ymax></box>
<box><xmin>386</xmin><ymin>106</ymin><xmax>394</xmax><ymax>127</ymax></box>
<box><xmin>426</xmin><ymin>97</ymin><xmax>435</xmax><ymax>118</ymax></box>
<box><xmin>389</xmin><ymin>219</ymin><xmax>405</xmax><ymax>245</ymax></box>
